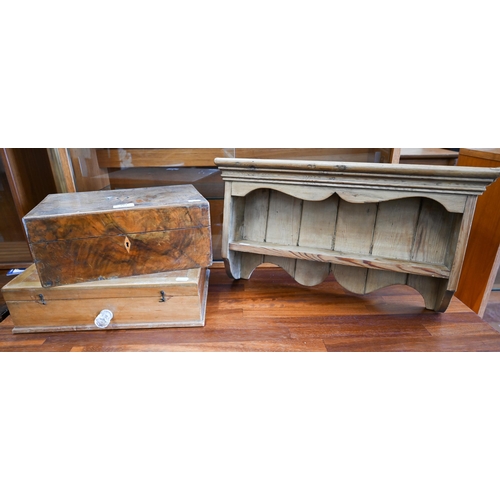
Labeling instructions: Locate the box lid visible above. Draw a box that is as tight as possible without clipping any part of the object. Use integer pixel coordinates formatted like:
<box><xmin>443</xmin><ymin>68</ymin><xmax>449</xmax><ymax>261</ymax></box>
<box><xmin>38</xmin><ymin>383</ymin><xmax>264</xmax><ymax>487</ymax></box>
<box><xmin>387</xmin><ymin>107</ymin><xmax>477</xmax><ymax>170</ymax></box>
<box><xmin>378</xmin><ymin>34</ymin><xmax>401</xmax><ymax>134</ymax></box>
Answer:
<box><xmin>23</xmin><ymin>185</ymin><xmax>209</xmax><ymax>243</ymax></box>
<box><xmin>2</xmin><ymin>264</ymin><xmax>203</xmax><ymax>301</ymax></box>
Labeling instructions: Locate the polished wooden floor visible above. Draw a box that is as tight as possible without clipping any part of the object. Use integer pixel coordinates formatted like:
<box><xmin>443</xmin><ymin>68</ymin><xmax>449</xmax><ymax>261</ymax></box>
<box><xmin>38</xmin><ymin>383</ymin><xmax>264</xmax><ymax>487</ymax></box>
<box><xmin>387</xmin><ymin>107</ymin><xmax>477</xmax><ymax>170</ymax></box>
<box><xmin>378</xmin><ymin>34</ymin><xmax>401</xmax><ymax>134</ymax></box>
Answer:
<box><xmin>482</xmin><ymin>290</ymin><xmax>500</xmax><ymax>334</ymax></box>
<box><xmin>2</xmin><ymin>266</ymin><xmax>500</xmax><ymax>351</ymax></box>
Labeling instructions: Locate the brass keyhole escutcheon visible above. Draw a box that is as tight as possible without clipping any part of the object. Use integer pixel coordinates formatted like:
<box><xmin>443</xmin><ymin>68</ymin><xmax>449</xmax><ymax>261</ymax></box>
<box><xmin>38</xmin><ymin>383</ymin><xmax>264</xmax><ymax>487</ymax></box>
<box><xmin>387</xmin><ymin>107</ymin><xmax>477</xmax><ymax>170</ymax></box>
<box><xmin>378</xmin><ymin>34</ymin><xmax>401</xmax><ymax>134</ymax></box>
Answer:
<box><xmin>124</xmin><ymin>236</ymin><xmax>131</xmax><ymax>253</ymax></box>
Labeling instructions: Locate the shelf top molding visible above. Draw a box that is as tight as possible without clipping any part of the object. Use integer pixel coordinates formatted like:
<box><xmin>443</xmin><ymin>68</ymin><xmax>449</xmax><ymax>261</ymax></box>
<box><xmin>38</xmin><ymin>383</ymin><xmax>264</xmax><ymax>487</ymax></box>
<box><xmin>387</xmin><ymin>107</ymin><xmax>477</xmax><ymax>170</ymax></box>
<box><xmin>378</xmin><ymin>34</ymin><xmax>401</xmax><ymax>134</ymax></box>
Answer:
<box><xmin>215</xmin><ymin>157</ymin><xmax>500</xmax><ymax>197</ymax></box>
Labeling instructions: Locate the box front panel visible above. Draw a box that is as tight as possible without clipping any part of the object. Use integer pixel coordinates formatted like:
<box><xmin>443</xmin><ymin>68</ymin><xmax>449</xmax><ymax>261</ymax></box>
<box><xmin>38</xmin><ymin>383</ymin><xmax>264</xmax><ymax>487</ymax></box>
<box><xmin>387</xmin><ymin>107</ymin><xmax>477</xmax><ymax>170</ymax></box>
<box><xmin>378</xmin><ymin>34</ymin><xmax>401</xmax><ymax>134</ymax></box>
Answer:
<box><xmin>31</xmin><ymin>226</ymin><xmax>212</xmax><ymax>287</ymax></box>
<box><xmin>7</xmin><ymin>293</ymin><xmax>205</xmax><ymax>331</ymax></box>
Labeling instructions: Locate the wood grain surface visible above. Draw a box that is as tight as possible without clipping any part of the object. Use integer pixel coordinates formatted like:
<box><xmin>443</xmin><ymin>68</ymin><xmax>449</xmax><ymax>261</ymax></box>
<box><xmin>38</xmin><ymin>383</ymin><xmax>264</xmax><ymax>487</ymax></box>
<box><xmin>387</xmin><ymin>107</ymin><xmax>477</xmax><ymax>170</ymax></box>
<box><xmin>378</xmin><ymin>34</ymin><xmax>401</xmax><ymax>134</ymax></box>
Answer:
<box><xmin>455</xmin><ymin>149</ymin><xmax>500</xmax><ymax>316</ymax></box>
<box><xmin>1</xmin><ymin>148</ymin><xmax>58</xmax><ymax>218</ymax></box>
<box><xmin>0</xmin><ymin>242</ymin><xmax>32</xmax><ymax>268</ymax></box>
<box><xmin>31</xmin><ymin>226</ymin><xmax>211</xmax><ymax>287</ymax></box>
<box><xmin>95</xmin><ymin>148</ymin><xmax>398</xmax><ymax>168</ymax></box>
<box><xmin>23</xmin><ymin>185</ymin><xmax>212</xmax><ymax>286</ymax></box>
<box><xmin>400</xmin><ymin>148</ymin><xmax>459</xmax><ymax>165</ymax></box>
<box><xmin>3</xmin><ymin>265</ymin><xmax>209</xmax><ymax>333</ymax></box>
<box><xmin>1</xmin><ymin>267</ymin><xmax>499</xmax><ymax>352</ymax></box>
<box><xmin>1</xmin><ymin>148</ymin><xmax>56</xmax><ymax>267</ymax></box>
<box><xmin>224</xmin><ymin>186</ymin><xmax>461</xmax><ymax>309</ymax></box>
<box><xmin>218</xmin><ymin>158</ymin><xmax>500</xmax><ymax>312</ymax></box>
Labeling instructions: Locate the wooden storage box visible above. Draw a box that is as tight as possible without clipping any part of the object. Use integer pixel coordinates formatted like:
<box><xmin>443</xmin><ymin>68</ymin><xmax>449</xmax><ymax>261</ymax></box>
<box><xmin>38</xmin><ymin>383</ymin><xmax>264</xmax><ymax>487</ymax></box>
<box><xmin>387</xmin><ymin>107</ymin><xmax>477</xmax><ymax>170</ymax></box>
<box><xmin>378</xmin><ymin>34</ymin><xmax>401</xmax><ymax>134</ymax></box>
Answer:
<box><xmin>2</xmin><ymin>264</ymin><xmax>209</xmax><ymax>333</ymax></box>
<box><xmin>23</xmin><ymin>185</ymin><xmax>212</xmax><ymax>287</ymax></box>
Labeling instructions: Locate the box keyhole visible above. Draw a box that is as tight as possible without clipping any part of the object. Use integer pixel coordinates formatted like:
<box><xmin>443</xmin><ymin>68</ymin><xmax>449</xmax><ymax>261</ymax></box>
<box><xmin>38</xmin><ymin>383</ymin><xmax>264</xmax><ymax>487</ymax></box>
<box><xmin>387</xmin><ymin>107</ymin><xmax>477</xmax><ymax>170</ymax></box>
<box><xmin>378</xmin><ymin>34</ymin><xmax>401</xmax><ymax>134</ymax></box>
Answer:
<box><xmin>124</xmin><ymin>236</ymin><xmax>131</xmax><ymax>253</ymax></box>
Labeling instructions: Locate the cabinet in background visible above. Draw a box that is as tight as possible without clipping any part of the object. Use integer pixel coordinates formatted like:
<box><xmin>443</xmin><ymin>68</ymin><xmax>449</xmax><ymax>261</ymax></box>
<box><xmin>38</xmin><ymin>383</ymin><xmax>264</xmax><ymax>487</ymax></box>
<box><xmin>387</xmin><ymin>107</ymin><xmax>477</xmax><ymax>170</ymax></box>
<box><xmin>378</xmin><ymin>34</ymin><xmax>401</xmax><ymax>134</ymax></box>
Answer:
<box><xmin>0</xmin><ymin>148</ymin><xmax>57</xmax><ymax>268</ymax></box>
<box><xmin>399</xmin><ymin>148</ymin><xmax>459</xmax><ymax>165</ymax></box>
<box><xmin>455</xmin><ymin>148</ymin><xmax>500</xmax><ymax>316</ymax></box>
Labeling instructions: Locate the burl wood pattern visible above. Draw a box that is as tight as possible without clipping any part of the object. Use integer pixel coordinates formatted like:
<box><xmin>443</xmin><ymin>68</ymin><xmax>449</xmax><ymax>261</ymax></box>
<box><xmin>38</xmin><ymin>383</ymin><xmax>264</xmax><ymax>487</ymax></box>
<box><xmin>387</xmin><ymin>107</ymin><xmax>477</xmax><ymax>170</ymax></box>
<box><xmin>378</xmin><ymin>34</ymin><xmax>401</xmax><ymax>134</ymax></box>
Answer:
<box><xmin>216</xmin><ymin>158</ymin><xmax>500</xmax><ymax>312</ymax></box>
<box><xmin>23</xmin><ymin>185</ymin><xmax>212</xmax><ymax>287</ymax></box>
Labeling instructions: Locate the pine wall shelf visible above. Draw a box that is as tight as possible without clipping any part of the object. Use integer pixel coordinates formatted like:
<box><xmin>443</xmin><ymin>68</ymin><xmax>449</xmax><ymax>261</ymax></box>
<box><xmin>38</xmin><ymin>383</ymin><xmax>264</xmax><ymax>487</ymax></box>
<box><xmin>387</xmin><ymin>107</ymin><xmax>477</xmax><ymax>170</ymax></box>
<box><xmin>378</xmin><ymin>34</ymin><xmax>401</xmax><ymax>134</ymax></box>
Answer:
<box><xmin>215</xmin><ymin>157</ymin><xmax>500</xmax><ymax>312</ymax></box>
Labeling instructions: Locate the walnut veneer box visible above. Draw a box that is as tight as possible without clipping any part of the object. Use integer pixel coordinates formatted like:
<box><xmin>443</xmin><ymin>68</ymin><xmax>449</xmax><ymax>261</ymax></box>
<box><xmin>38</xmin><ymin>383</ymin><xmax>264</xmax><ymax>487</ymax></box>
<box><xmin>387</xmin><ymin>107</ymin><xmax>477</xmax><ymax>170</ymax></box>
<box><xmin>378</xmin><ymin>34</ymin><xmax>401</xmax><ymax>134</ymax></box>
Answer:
<box><xmin>2</xmin><ymin>264</ymin><xmax>209</xmax><ymax>333</ymax></box>
<box><xmin>23</xmin><ymin>185</ymin><xmax>212</xmax><ymax>287</ymax></box>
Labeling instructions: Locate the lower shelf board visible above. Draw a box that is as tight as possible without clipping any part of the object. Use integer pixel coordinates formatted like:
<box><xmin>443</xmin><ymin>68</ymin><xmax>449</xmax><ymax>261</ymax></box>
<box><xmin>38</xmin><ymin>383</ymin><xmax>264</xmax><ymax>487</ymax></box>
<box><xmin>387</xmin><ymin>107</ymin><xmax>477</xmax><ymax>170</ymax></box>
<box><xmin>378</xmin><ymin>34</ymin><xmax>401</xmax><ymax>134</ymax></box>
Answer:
<box><xmin>229</xmin><ymin>240</ymin><xmax>450</xmax><ymax>279</ymax></box>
